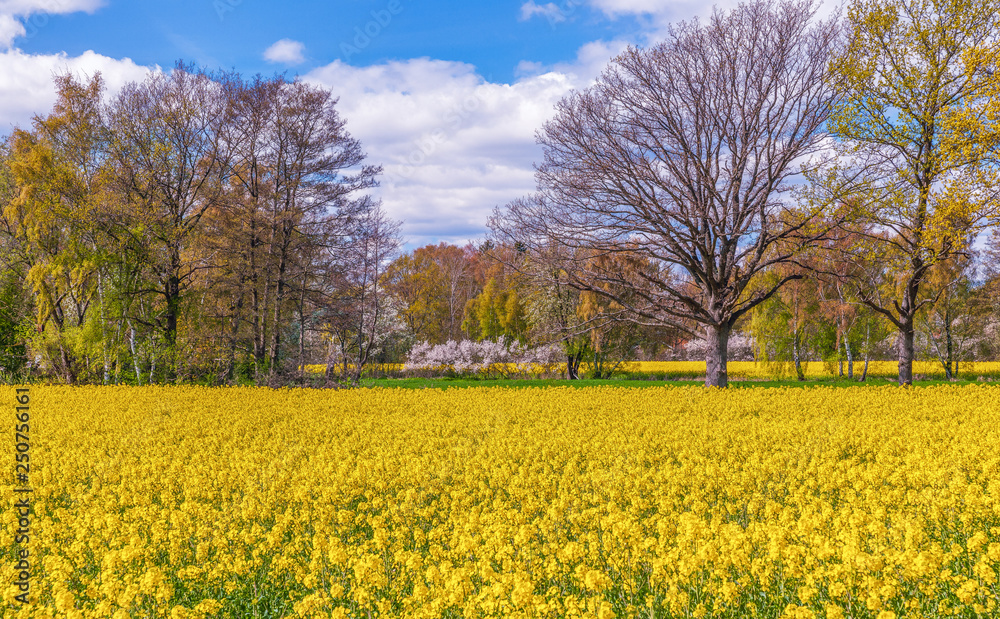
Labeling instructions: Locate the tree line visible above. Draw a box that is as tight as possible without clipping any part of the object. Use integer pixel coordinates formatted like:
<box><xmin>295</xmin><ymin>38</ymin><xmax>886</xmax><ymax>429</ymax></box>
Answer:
<box><xmin>0</xmin><ymin>64</ymin><xmax>398</xmax><ymax>385</ymax></box>
<box><xmin>2</xmin><ymin>0</ymin><xmax>1000</xmax><ymax>387</ymax></box>
<box><xmin>491</xmin><ymin>0</ymin><xmax>1000</xmax><ymax>386</ymax></box>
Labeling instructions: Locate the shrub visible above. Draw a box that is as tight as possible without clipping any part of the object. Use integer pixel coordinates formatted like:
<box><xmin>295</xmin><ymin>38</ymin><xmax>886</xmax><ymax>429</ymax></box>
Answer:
<box><xmin>404</xmin><ymin>338</ymin><xmax>562</xmax><ymax>378</ymax></box>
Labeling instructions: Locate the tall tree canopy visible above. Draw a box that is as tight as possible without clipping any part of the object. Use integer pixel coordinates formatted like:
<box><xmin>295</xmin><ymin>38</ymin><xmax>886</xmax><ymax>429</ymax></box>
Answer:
<box><xmin>492</xmin><ymin>0</ymin><xmax>842</xmax><ymax>386</ymax></box>
<box><xmin>0</xmin><ymin>64</ymin><xmax>388</xmax><ymax>384</ymax></box>
<box><xmin>823</xmin><ymin>0</ymin><xmax>1000</xmax><ymax>384</ymax></box>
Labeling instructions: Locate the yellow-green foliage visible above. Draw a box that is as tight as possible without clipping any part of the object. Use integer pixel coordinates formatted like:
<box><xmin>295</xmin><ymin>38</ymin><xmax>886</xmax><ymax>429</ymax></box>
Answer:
<box><xmin>2</xmin><ymin>385</ymin><xmax>999</xmax><ymax>618</ymax></box>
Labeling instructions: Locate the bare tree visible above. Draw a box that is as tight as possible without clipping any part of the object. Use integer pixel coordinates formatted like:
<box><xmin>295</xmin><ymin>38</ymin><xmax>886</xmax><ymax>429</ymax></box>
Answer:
<box><xmin>320</xmin><ymin>201</ymin><xmax>402</xmax><ymax>385</ymax></box>
<box><xmin>206</xmin><ymin>74</ymin><xmax>380</xmax><ymax>383</ymax></box>
<box><xmin>491</xmin><ymin>0</ymin><xmax>841</xmax><ymax>386</ymax></box>
<box><xmin>261</xmin><ymin>80</ymin><xmax>380</xmax><ymax>380</ymax></box>
<box><xmin>212</xmin><ymin>73</ymin><xmax>286</xmax><ymax>382</ymax></box>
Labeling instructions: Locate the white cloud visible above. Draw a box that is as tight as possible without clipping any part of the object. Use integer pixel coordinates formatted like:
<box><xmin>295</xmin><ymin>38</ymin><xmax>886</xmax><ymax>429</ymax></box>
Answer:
<box><xmin>0</xmin><ymin>0</ymin><xmax>102</xmax><ymax>10</ymax></box>
<box><xmin>585</xmin><ymin>0</ymin><xmax>838</xmax><ymax>29</ymax></box>
<box><xmin>0</xmin><ymin>0</ymin><xmax>105</xmax><ymax>48</ymax></box>
<box><xmin>263</xmin><ymin>39</ymin><xmax>305</xmax><ymax>65</ymax></box>
<box><xmin>305</xmin><ymin>53</ymin><xmax>614</xmax><ymax>249</ymax></box>
<box><xmin>0</xmin><ymin>48</ymin><xmax>151</xmax><ymax>131</ymax></box>
<box><xmin>0</xmin><ymin>39</ymin><xmax>611</xmax><ymax>250</ymax></box>
<box><xmin>586</xmin><ymin>0</ymin><xmax>675</xmax><ymax>17</ymax></box>
<box><xmin>519</xmin><ymin>1</ymin><xmax>566</xmax><ymax>23</ymax></box>
<box><xmin>0</xmin><ymin>14</ymin><xmax>23</xmax><ymax>46</ymax></box>
<box><xmin>514</xmin><ymin>60</ymin><xmax>546</xmax><ymax>78</ymax></box>
<box><xmin>514</xmin><ymin>40</ymin><xmax>626</xmax><ymax>82</ymax></box>
<box><xmin>551</xmin><ymin>39</ymin><xmax>628</xmax><ymax>79</ymax></box>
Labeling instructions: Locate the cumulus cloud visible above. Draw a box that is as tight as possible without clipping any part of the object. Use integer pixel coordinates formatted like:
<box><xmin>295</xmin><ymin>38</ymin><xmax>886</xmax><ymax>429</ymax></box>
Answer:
<box><xmin>0</xmin><ymin>48</ymin><xmax>151</xmax><ymax>131</ymax></box>
<box><xmin>263</xmin><ymin>38</ymin><xmax>306</xmax><ymax>65</ymax></box>
<box><xmin>519</xmin><ymin>1</ymin><xmax>566</xmax><ymax>23</ymax></box>
<box><xmin>550</xmin><ymin>39</ymin><xmax>628</xmax><ymax>79</ymax></box>
<box><xmin>0</xmin><ymin>37</ymin><xmax>613</xmax><ymax>250</ymax></box>
<box><xmin>305</xmin><ymin>52</ymin><xmax>615</xmax><ymax>249</ymax></box>
<box><xmin>0</xmin><ymin>14</ymin><xmax>23</xmax><ymax>46</ymax></box>
<box><xmin>0</xmin><ymin>0</ymin><xmax>105</xmax><ymax>48</ymax></box>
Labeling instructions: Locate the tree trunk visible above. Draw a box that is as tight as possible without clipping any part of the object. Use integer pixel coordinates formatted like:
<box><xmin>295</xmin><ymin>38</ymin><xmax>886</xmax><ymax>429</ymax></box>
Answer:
<box><xmin>705</xmin><ymin>323</ymin><xmax>730</xmax><ymax>388</ymax></box>
<box><xmin>97</xmin><ymin>270</ymin><xmax>110</xmax><ymax>384</ymax></box>
<box><xmin>222</xmin><ymin>273</ymin><xmax>247</xmax><ymax>383</ymax></box>
<box><xmin>791</xmin><ymin>304</ymin><xmax>804</xmax><ymax>381</ymax></box>
<box><xmin>859</xmin><ymin>321</ymin><xmax>870</xmax><ymax>382</ymax></box>
<box><xmin>351</xmin><ymin>322</ymin><xmax>364</xmax><ymax>386</ymax></box>
<box><xmin>252</xmin><ymin>285</ymin><xmax>266</xmax><ymax>383</ymax></box>
<box><xmin>793</xmin><ymin>329</ymin><xmax>804</xmax><ymax>381</ymax></box>
<box><xmin>898</xmin><ymin>323</ymin><xmax>915</xmax><ymax>385</ymax></box>
<box><xmin>944</xmin><ymin>303</ymin><xmax>954</xmax><ymax>380</ymax></box>
<box><xmin>297</xmin><ymin>271</ymin><xmax>307</xmax><ymax>385</ymax></box>
<box><xmin>224</xmin><ymin>310</ymin><xmax>243</xmax><ymax>383</ymax></box>
<box><xmin>845</xmin><ymin>333</ymin><xmax>853</xmax><ymax>379</ymax></box>
<box><xmin>163</xmin><ymin>249</ymin><xmax>182</xmax><ymax>382</ymax></box>
<box><xmin>59</xmin><ymin>340</ymin><xmax>76</xmax><ymax>384</ymax></box>
<box><xmin>324</xmin><ymin>336</ymin><xmax>336</xmax><ymax>383</ymax></box>
<box><xmin>592</xmin><ymin>351</ymin><xmax>601</xmax><ymax>380</ymax></box>
<box><xmin>341</xmin><ymin>334</ymin><xmax>350</xmax><ymax>377</ymax></box>
<box><xmin>249</xmin><ymin>217</ymin><xmax>267</xmax><ymax>384</ymax></box>
<box><xmin>838</xmin><ymin>333</ymin><xmax>844</xmax><ymax>377</ymax></box>
<box><xmin>567</xmin><ymin>354</ymin><xmax>580</xmax><ymax>380</ymax></box>
<box><xmin>268</xmin><ymin>245</ymin><xmax>289</xmax><ymax>380</ymax></box>
<box><xmin>128</xmin><ymin>320</ymin><xmax>142</xmax><ymax>385</ymax></box>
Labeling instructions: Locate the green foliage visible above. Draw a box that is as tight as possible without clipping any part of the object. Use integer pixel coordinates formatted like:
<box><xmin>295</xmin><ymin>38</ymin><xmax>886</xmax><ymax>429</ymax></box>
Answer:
<box><xmin>462</xmin><ymin>277</ymin><xmax>529</xmax><ymax>344</ymax></box>
<box><xmin>747</xmin><ymin>274</ymin><xmax>818</xmax><ymax>380</ymax></box>
<box><xmin>384</xmin><ymin>250</ymin><xmax>447</xmax><ymax>343</ymax></box>
<box><xmin>0</xmin><ymin>275</ymin><xmax>29</xmax><ymax>378</ymax></box>
<box><xmin>823</xmin><ymin>0</ymin><xmax>1000</xmax><ymax>384</ymax></box>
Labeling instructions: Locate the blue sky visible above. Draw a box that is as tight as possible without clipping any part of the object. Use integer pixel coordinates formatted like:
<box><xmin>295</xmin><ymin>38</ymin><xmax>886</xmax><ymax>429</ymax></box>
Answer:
<box><xmin>0</xmin><ymin>0</ymin><xmax>746</xmax><ymax>250</ymax></box>
<box><xmin>15</xmin><ymin>1</ymin><xmax>647</xmax><ymax>83</ymax></box>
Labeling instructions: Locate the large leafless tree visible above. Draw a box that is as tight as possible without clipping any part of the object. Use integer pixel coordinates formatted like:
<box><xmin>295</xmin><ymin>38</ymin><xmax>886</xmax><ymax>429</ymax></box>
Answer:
<box><xmin>491</xmin><ymin>0</ymin><xmax>841</xmax><ymax>386</ymax></box>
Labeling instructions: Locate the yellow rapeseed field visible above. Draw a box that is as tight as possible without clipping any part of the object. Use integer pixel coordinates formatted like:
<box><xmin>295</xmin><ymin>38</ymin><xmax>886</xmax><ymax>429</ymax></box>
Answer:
<box><xmin>622</xmin><ymin>361</ymin><xmax>1000</xmax><ymax>381</ymax></box>
<box><xmin>1</xmin><ymin>385</ymin><xmax>999</xmax><ymax>618</ymax></box>
<box><xmin>304</xmin><ymin>360</ymin><xmax>1000</xmax><ymax>380</ymax></box>
<box><xmin>303</xmin><ymin>364</ymin><xmax>405</xmax><ymax>374</ymax></box>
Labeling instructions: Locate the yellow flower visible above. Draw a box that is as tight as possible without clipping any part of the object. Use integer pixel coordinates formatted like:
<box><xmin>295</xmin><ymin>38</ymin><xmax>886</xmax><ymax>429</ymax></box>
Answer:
<box><xmin>956</xmin><ymin>579</ymin><xmax>978</xmax><ymax>604</ymax></box>
<box><xmin>825</xmin><ymin>604</ymin><xmax>845</xmax><ymax>619</ymax></box>
<box><xmin>583</xmin><ymin>569</ymin><xmax>605</xmax><ymax>591</ymax></box>
<box><xmin>5</xmin><ymin>383</ymin><xmax>999</xmax><ymax>618</ymax></box>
